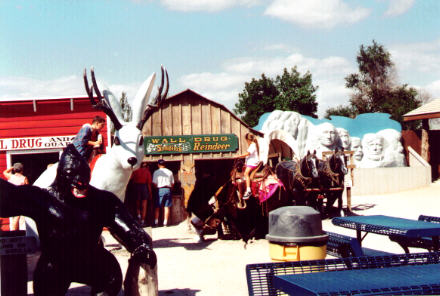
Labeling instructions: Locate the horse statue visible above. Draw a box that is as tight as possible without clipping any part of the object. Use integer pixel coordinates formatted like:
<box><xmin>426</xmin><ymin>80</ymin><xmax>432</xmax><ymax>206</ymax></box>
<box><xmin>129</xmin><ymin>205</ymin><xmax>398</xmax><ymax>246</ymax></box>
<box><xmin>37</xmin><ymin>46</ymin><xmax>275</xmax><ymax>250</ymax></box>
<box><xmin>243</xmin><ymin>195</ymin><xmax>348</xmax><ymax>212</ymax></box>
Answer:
<box><xmin>188</xmin><ymin>159</ymin><xmax>283</xmax><ymax>244</ymax></box>
<box><xmin>275</xmin><ymin>151</ymin><xmax>319</xmax><ymax>206</ymax></box>
<box><xmin>34</xmin><ymin>66</ymin><xmax>169</xmax><ymax>200</ymax></box>
<box><xmin>317</xmin><ymin>148</ymin><xmax>348</xmax><ymax>216</ymax></box>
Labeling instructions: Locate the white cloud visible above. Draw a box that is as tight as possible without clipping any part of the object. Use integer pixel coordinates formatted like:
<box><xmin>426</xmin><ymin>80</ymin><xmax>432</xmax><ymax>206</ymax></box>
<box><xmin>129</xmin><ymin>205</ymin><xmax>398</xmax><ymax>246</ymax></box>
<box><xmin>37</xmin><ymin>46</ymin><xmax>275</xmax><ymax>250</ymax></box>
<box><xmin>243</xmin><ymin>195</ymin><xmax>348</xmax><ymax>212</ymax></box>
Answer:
<box><xmin>177</xmin><ymin>49</ymin><xmax>356</xmax><ymax>117</ymax></box>
<box><xmin>385</xmin><ymin>39</ymin><xmax>440</xmax><ymax>102</ymax></box>
<box><xmin>384</xmin><ymin>0</ymin><xmax>415</xmax><ymax>16</ymax></box>
<box><xmin>0</xmin><ymin>75</ymin><xmax>142</xmax><ymax>107</ymax></box>
<box><xmin>159</xmin><ymin>0</ymin><xmax>260</xmax><ymax>12</ymax></box>
<box><xmin>264</xmin><ymin>0</ymin><xmax>370</xmax><ymax>28</ymax></box>
<box><xmin>390</xmin><ymin>39</ymin><xmax>440</xmax><ymax>75</ymax></box>
<box><xmin>424</xmin><ymin>80</ymin><xmax>440</xmax><ymax>99</ymax></box>
<box><xmin>0</xmin><ymin>76</ymin><xmax>84</xmax><ymax>100</ymax></box>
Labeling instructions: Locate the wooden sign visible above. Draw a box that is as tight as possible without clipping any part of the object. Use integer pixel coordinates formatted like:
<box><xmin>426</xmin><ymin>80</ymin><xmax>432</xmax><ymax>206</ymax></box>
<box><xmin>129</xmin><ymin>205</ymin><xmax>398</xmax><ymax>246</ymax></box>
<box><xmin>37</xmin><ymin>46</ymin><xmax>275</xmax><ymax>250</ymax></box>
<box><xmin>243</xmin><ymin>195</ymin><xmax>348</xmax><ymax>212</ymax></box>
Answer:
<box><xmin>0</xmin><ymin>236</ymin><xmax>37</xmax><ymax>255</ymax></box>
<box><xmin>0</xmin><ymin>136</ymin><xmax>76</xmax><ymax>151</ymax></box>
<box><xmin>144</xmin><ymin>134</ymin><xmax>238</xmax><ymax>155</ymax></box>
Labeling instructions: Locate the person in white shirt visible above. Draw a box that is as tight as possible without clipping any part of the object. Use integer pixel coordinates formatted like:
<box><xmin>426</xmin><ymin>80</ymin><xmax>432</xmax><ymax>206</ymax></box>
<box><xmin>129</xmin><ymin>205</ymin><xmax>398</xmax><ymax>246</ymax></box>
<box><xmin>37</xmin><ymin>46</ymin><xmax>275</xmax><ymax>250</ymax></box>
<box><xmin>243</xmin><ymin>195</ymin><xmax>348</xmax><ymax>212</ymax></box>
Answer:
<box><xmin>239</xmin><ymin>133</ymin><xmax>260</xmax><ymax>200</ymax></box>
<box><xmin>152</xmin><ymin>159</ymin><xmax>174</xmax><ymax>226</ymax></box>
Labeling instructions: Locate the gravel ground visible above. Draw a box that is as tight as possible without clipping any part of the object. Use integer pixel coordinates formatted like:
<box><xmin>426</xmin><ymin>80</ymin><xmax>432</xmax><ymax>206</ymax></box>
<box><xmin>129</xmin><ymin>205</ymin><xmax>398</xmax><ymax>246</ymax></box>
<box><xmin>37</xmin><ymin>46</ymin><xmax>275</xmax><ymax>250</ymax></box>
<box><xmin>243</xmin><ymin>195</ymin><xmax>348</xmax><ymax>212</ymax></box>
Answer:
<box><xmin>26</xmin><ymin>180</ymin><xmax>440</xmax><ymax>295</ymax></box>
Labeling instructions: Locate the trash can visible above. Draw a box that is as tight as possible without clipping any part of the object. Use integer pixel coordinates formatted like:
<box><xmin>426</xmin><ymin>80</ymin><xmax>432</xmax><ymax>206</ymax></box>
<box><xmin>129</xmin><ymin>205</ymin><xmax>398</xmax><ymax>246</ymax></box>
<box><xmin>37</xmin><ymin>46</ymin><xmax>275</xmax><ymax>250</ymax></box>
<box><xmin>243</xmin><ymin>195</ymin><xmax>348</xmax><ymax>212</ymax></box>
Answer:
<box><xmin>266</xmin><ymin>206</ymin><xmax>328</xmax><ymax>262</ymax></box>
<box><xmin>0</xmin><ymin>230</ymin><xmax>29</xmax><ymax>296</ymax></box>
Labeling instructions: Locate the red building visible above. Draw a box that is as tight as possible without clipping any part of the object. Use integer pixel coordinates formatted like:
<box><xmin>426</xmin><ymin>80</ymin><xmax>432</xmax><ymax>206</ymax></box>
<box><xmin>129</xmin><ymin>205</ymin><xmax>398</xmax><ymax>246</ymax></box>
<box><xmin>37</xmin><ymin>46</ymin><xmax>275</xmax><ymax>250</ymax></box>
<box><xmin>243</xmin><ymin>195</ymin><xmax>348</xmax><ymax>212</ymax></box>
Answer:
<box><xmin>0</xmin><ymin>97</ymin><xmax>109</xmax><ymax>185</ymax></box>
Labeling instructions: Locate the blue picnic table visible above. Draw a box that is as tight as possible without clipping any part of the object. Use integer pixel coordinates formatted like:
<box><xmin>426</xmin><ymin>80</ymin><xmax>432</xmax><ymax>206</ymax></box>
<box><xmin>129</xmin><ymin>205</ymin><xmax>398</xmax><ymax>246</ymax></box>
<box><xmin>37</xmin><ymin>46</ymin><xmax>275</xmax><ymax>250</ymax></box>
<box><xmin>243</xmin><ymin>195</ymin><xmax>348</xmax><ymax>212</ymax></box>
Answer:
<box><xmin>246</xmin><ymin>252</ymin><xmax>440</xmax><ymax>296</ymax></box>
<box><xmin>332</xmin><ymin>215</ymin><xmax>440</xmax><ymax>253</ymax></box>
<box><xmin>273</xmin><ymin>264</ymin><xmax>440</xmax><ymax>295</ymax></box>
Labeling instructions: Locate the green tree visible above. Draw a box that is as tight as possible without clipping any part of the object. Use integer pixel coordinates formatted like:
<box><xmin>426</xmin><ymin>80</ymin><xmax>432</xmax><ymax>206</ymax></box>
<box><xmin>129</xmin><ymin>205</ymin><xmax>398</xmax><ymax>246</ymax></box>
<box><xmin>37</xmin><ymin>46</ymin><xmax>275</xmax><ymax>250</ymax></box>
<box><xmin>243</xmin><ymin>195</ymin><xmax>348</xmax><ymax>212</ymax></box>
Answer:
<box><xmin>326</xmin><ymin>40</ymin><xmax>422</xmax><ymax>128</ymax></box>
<box><xmin>234</xmin><ymin>67</ymin><xmax>318</xmax><ymax>127</ymax></box>
<box><xmin>274</xmin><ymin>67</ymin><xmax>318</xmax><ymax>116</ymax></box>
<box><xmin>234</xmin><ymin>74</ymin><xmax>278</xmax><ymax>127</ymax></box>
<box><xmin>111</xmin><ymin>92</ymin><xmax>132</xmax><ymax>134</ymax></box>
<box><xmin>324</xmin><ymin>105</ymin><xmax>356</xmax><ymax>119</ymax></box>
<box><xmin>120</xmin><ymin>92</ymin><xmax>132</xmax><ymax>122</ymax></box>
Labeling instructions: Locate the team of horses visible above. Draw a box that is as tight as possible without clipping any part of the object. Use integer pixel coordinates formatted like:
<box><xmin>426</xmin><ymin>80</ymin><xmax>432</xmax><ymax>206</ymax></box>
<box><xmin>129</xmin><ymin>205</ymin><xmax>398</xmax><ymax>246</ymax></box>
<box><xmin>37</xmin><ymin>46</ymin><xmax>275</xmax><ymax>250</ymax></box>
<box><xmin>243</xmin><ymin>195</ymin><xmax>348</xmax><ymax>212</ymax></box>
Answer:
<box><xmin>188</xmin><ymin>149</ymin><xmax>349</xmax><ymax>243</ymax></box>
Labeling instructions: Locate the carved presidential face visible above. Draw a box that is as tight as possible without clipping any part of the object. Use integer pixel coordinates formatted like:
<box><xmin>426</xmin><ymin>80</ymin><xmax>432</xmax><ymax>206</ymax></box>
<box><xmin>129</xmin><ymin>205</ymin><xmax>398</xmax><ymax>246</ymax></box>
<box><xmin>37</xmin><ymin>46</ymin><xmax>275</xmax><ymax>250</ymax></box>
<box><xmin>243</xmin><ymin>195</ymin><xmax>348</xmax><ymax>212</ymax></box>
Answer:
<box><xmin>363</xmin><ymin>135</ymin><xmax>384</xmax><ymax>161</ymax></box>
<box><xmin>337</xmin><ymin>129</ymin><xmax>351</xmax><ymax>149</ymax></box>
<box><xmin>317</xmin><ymin>123</ymin><xmax>336</xmax><ymax>147</ymax></box>
<box><xmin>351</xmin><ymin>137</ymin><xmax>363</xmax><ymax>161</ymax></box>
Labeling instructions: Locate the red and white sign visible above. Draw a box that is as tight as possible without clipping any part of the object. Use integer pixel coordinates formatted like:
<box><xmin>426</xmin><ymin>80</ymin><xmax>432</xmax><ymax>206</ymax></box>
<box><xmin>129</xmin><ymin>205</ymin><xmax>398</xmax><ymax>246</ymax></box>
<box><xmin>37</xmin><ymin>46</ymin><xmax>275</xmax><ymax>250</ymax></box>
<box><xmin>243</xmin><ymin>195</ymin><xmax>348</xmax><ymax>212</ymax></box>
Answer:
<box><xmin>0</xmin><ymin>136</ymin><xmax>76</xmax><ymax>151</ymax></box>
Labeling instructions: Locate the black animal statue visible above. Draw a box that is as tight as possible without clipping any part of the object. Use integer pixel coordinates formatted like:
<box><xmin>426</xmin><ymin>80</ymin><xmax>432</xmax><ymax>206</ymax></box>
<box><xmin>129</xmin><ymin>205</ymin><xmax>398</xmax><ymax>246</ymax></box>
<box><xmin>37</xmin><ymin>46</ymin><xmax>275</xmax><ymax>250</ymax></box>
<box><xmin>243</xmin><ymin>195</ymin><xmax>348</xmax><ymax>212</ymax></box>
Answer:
<box><xmin>0</xmin><ymin>144</ymin><xmax>156</xmax><ymax>295</ymax></box>
<box><xmin>188</xmin><ymin>159</ymin><xmax>277</xmax><ymax>243</ymax></box>
<box><xmin>317</xmin><ymin>148</ymin><xmax>348</xmax><ymax>216</ymax></box>
<box><xmin>275</xmin><ymin>151</ymin><xmax>320</xmax><ymax>206</ymax></box>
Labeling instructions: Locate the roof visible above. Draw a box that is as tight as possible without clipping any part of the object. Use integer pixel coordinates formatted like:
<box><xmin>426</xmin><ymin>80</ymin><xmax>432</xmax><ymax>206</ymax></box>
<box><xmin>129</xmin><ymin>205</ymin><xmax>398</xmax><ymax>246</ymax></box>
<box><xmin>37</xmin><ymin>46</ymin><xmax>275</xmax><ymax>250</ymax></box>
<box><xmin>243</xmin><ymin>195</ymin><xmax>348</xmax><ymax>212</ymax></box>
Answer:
<box><xmin>404</xmin><ymin>99</ymin><xmax>440</xmax><ymax>121</ymax></box>
<box><xmin>165</xmin><ymin>89</ymin><xmax>264</xmax><ymax>136</ymax></box>
<box><xmin>0</xmin><ymin>96</ymin><xmax>89</xmax><ymax>103</ymax></box>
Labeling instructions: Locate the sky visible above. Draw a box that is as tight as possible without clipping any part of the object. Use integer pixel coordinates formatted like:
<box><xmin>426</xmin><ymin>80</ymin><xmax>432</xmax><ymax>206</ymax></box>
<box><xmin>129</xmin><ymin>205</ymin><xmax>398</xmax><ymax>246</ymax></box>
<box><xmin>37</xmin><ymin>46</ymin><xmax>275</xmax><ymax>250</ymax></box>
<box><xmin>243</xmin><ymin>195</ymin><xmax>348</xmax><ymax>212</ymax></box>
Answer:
<box><xmin>1</xmin><ymin>0</ymin><xmax>440</xmax><ymax>118</ymax></box>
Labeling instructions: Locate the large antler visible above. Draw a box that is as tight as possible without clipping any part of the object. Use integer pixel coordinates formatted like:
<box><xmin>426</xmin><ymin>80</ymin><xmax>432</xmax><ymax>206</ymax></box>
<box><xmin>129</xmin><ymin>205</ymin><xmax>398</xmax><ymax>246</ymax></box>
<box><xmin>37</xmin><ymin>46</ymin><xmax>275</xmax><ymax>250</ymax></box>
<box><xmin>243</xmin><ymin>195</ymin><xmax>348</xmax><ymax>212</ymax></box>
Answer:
<box><xmin>84</xmin><ymin>68</ymin><xmax>123</xmax><ymax>130</ymax></box>
<box><xmin>136</xmin><ymin>66</ymin><xmax>169</xmax><ymax>130</ymax></box>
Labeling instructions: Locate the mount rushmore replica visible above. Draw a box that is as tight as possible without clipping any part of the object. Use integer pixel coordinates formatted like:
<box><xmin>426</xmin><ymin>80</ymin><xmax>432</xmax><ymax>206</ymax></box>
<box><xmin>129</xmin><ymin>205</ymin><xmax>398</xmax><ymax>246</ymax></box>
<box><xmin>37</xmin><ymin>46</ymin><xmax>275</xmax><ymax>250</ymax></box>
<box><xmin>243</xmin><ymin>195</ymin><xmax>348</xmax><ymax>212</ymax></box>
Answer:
<box><xmin>257</xmin><ymin>110</ymin><xmax>406</xmax><ymax>168</ymax></box>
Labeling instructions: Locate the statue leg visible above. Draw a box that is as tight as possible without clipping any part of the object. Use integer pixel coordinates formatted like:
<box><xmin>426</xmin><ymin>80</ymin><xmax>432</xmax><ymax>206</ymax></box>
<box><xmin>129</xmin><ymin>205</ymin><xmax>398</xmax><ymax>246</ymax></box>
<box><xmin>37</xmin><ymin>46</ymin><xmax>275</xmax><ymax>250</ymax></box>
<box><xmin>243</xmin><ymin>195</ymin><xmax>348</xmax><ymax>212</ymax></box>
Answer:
<box><xmin>33</xmin><ymin>255</ymin><xmax>70</xmax><ymax>296</ymax></box>
<box><xmin>83</xmin><ymin>248</ymin><xmax>123</xmax><ymax>296</ymax></box>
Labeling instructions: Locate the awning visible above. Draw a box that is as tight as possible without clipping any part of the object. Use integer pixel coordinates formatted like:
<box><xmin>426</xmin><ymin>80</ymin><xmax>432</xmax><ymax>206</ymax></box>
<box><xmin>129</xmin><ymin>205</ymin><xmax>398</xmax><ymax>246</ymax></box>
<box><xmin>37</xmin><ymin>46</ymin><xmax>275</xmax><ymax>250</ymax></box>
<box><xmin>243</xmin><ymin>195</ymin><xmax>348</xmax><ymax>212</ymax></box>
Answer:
<box><xmin>404</xmin><ymin>99</ymin><xmax>440</xmax><ymax>121</ymax></box>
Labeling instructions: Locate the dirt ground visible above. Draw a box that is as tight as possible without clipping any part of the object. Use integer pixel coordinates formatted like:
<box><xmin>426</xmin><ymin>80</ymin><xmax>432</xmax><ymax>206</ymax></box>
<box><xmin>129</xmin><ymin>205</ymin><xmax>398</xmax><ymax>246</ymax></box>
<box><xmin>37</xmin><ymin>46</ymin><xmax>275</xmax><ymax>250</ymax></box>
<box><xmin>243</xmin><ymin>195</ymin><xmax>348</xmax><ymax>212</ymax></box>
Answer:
<box><xmin>27</xmin><ymin>180</ymin><xmax>440</xmax><ymax>295</ymax></box>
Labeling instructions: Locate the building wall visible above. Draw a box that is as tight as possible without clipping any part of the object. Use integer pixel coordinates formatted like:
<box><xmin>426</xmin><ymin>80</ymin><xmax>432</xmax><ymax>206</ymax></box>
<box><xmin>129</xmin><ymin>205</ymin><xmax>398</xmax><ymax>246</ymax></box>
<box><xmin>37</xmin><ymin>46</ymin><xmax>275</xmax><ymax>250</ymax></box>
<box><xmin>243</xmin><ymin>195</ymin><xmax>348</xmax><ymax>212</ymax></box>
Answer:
<box><xmin>351</xmin><ymin>147</ymin><xmax>431</xmax><ymax>195</ymax></box>
<box><xmin>0</xmin><ymin>98</ymin><xmax>107</xmax><ymax>175</ymax></box>
<box><xmin>142</xmin><ymin>90</ymin><xmax>263</xmax><ymax>164</ymax></box>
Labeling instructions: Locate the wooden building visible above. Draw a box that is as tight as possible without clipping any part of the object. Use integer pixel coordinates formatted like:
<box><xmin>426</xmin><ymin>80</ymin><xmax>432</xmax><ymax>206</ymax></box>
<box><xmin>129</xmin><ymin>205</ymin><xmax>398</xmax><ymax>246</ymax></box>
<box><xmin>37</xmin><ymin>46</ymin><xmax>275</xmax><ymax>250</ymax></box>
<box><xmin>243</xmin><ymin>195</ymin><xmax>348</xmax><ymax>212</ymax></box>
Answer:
<box><xmin>141</xmin><ymin>89</ymin><xmax>264</xmax><ymax>209</ymax></box>
<box><xmin>404</xmin><ymin>98</ymin><xmax>440</xmax><ymax>180</ymax></box>
<box><xmin>0</xmin><ymin>97</ymin><xmax>108</xmax><ymax>231</ymax></box>
<box><xmin>0</xmin><ymin>97</ymin><xmax>109</xmax><ymax>184</ymax></box>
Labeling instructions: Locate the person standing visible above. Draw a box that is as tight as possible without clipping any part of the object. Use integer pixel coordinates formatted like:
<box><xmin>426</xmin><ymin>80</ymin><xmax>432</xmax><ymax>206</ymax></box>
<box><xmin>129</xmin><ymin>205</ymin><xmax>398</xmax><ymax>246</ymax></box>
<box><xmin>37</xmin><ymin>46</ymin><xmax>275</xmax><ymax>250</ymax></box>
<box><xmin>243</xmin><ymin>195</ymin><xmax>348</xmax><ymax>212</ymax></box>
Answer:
<box><xmin>130</xmin><ymin>162</ymin><xmax>152</xmax><ymax>227</ymax></box>
<box><xmin>72</xmin><ymin>115</ymin><xmax>106</xmax><ymax>163</ymax></box>
<box><xmin>2</xmin><ymin>162</ymin><xmax>29</xmax><ymax>230</ymax></box>
<box><xmin>239</xmin><ymin>133</ymin><xmax>260</xmax><ymax>200</ymax></box>
<box><xmin>152</xmin><ymin>159</ymin><xmax>174</xmax><ymax>227</ymax></box>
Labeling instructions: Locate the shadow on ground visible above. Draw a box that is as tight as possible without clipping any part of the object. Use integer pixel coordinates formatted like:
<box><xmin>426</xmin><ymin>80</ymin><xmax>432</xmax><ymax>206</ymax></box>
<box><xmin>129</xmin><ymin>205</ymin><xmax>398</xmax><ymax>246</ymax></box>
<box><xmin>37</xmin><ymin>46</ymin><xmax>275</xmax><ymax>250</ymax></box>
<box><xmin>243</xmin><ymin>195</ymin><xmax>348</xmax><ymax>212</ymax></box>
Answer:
<box><xmin>153</xmin><ymin>237</ymin><xmax>217</xmax><ymax>250</ymax></box>
<box><xmin>351</xmin><ymin>203</ymin><xmax>376</xmax><ymax>211</ymax></box>
<box><xmin>159</xmin><ymin>288</ymin><xmax>201</xmax><ymax>296</ymax></box>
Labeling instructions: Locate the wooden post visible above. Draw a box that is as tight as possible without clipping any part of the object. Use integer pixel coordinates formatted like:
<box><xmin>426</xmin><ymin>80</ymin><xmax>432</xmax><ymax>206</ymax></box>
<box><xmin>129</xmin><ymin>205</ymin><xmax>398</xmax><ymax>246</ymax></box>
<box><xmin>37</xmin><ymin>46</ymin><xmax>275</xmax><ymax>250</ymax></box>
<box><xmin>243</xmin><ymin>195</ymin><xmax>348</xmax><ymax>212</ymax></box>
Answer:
<box><xmin>421</xmin><ymin>119</ymin><xmax>430</xmax><ymax>163</ymax></box>
<box><xmin>179</xmin><ymin>159</ymin><xmax>196</xmax><ymax>230</ymax></box>
<box><xmin>124</xmin><ymin>227</ymin><xmax>158</xmax><ymax>296</ymax></box>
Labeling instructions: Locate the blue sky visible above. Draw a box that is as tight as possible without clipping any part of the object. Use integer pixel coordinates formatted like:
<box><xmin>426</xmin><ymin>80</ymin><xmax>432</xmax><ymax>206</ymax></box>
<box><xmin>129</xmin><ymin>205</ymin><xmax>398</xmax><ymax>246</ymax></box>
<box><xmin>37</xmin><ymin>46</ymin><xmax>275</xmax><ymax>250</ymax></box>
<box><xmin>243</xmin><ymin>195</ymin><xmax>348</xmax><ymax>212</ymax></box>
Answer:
<box><xmin>1</xmin><ymin>0</ymin><xmax>439</xmax><ymax>117</ymax></box>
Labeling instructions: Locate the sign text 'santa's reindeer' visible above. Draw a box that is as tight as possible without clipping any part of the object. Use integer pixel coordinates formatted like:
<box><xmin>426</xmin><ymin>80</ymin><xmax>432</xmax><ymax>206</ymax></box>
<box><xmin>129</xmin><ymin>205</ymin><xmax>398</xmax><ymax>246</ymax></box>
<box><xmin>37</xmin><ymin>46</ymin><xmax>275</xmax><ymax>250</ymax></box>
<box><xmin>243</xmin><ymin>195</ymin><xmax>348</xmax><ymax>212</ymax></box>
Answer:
<box><xmin>34</xmin><ymin>66</ymin><xmax>169</xmax><ymax>201</ymax></box>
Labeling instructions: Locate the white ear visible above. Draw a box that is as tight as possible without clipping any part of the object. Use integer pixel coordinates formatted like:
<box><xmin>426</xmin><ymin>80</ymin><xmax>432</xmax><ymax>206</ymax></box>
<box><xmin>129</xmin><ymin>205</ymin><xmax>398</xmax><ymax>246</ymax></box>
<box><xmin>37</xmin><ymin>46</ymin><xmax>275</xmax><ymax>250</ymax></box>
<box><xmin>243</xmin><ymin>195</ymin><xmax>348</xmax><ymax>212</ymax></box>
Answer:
<box><xmin>131</xmin><ymin>73</ymin><xmax>156</xmax><ymax>125</ymax></box>
<box><xmin>102</xmin><ymin>89</ymin><xmax>125</xmax><ymax>124</ymax></box>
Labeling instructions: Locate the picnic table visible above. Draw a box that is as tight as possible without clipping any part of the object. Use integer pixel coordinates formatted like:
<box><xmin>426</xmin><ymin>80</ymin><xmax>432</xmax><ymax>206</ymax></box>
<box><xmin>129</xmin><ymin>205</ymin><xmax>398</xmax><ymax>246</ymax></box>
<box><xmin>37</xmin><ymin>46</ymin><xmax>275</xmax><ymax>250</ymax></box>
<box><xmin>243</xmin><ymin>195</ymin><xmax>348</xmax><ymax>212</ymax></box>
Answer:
<box><xmin>273</xmin><ymin>263</ymin><xmax>440</xmax><ymax>295</ymax></box>
<box><xmin>246</xmin><ymin>252</ymin><xmax>440</xmax><ymax>296</ymax></box>
<box><xmin>332</xmin><ymin>215</ymin><xmax>440</xmax><ymax>253</ymax></box>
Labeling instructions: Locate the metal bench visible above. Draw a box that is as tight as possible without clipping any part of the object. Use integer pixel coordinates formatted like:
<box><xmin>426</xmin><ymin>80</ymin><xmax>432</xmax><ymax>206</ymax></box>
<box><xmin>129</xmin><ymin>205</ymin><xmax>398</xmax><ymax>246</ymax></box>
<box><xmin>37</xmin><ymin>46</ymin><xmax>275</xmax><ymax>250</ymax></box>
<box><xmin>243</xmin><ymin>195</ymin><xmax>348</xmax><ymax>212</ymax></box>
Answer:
<box><xmin>0</xmin><ymin>231</ymin><xmax>38</xmax><ymax>295</ymax></box>
<box><xmin>390</xmin><ymin>215</ymin><xmax>440</xmax><ymax>252</ymax></box>
<box><xmin>326</xmin><ymin>231</ymin><xmax>392</xmax><ymax>258</ymax></box>
<box><xmin>246</xmin><ymin>252</ymin><xmax>440</xmax><ymax>296</ymax></box>
<box><xmin>419</xmin><ymin>215</ymin><xmax>440</xmax><ymax>224</ymax></box>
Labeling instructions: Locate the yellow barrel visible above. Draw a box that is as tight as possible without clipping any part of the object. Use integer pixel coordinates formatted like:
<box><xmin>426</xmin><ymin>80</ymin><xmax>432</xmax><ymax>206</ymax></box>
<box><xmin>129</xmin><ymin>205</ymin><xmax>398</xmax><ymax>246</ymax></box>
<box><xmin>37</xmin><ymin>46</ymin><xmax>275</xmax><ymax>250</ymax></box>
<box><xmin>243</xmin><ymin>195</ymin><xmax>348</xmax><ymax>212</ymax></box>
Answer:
<box><xmin>266</xmin><ymin>206</ymin><xmax>328</xmax><ymax>262</ymax></box>
<box><xmin>269</xmin><ymin>242</ymin><xmax>327</xmax><ymax>262</ymax></box>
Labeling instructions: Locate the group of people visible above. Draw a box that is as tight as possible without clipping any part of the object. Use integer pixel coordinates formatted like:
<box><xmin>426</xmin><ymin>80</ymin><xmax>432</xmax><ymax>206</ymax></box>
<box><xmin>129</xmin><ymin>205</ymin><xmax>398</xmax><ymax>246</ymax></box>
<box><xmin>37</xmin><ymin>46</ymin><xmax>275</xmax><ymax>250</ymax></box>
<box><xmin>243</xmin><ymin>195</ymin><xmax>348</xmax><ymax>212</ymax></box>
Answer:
<box><xmin>126</xmin><ymin>158</ymin><xmax>175</xmax><ymax>227</ymax></box>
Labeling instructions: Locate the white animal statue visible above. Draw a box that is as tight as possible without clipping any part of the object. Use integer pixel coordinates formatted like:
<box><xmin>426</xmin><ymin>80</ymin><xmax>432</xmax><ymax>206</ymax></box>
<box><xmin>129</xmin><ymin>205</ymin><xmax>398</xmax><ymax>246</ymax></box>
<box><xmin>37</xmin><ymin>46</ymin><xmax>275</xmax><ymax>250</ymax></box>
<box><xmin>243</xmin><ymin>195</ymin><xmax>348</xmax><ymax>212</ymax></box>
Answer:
<box><xmin>34</xmin><ymin>66</ymin><xmax>169</xmax><ymax>200</ymax></box>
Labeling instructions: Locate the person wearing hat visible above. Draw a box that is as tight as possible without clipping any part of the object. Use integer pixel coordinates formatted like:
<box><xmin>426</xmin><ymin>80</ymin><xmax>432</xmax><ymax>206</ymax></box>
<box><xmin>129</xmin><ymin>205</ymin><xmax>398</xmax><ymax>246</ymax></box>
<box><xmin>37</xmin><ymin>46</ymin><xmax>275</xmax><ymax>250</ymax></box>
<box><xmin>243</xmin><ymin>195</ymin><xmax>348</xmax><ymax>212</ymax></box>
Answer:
<box><xmin>3</xmin><ymin>162</ymin><xmax>29</xmax><ymax>230</ymax></box>
<box><xmin>3</xmin><ymin>162</ymin><xmax>29</xmax><ymax>186</ymax></box>
<box><xmin>152</xmin><ymin>159</ymin><xmax>174</xmax><ymax>227</ymax></box>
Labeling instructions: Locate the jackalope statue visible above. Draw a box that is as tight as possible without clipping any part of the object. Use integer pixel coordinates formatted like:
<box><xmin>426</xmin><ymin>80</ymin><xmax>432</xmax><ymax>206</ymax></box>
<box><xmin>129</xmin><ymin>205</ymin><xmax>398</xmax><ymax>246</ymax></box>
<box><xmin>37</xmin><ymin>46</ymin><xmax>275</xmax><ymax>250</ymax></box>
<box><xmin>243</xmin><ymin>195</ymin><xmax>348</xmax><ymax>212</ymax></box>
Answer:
<box><xmin>31</xmin><ymin>66</ymin><xmax>169</xmax><ymax>295</ymax></box>
<box><xmin>35</xmin><ymin>66</ymin><xmax>169</xmax><ymax>199</ymax></box>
